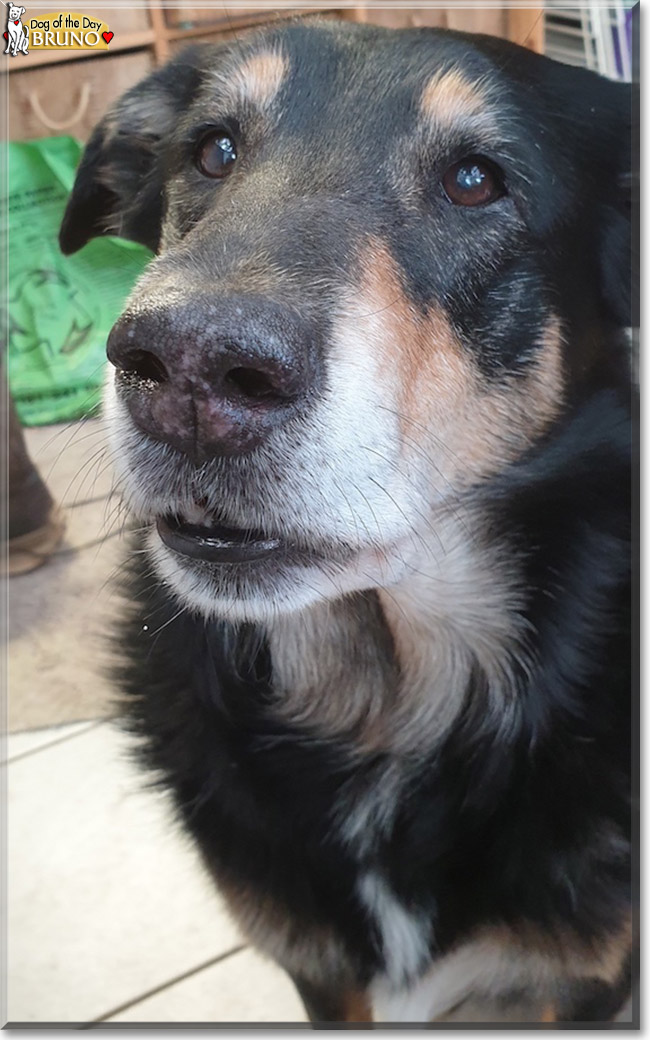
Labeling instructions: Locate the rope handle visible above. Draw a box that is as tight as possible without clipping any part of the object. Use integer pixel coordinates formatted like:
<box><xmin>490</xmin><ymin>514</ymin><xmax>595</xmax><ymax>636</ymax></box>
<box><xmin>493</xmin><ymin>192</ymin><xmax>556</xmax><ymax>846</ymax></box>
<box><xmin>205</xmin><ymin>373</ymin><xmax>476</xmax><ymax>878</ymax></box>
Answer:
<box><xmin>28</xmin><ymin>81</ymin><xmax>91</xmax><ymax>131</ymax></box>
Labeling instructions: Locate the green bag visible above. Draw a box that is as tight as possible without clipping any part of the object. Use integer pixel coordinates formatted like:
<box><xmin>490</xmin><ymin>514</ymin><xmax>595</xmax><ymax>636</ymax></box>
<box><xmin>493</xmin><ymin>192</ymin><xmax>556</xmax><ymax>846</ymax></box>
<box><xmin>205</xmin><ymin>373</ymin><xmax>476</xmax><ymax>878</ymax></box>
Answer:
<box><xmin>2</xmin><ymin>137</ymin><xmax>152</xmax><ymax>426</ymax></box>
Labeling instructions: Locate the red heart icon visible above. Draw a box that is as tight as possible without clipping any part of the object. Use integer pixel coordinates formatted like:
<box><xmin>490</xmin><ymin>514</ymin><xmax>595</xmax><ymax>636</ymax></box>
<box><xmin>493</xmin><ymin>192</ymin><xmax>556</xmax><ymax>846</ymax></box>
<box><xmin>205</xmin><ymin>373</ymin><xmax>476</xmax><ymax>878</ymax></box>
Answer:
<box><xmin>102</xmin><ymin>30</ymin><xmax>113</xmax><ymax>43</ymax></box>
<box><xmin>14</xmin><ymin>20</ymin><xmax>19</xmax><ymax>24</ymax></box>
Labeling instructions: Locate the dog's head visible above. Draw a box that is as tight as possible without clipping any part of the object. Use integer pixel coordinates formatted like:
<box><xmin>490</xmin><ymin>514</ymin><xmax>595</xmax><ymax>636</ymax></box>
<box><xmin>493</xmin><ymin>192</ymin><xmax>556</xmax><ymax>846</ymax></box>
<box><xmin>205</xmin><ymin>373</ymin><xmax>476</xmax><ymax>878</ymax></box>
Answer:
<box><xmin>8</xmin><ymin>5</ymin><xmax>25</xmax><ymax>21</ymax></box>
<box><xmin>61</xmin><ymin>21</ymin><xmax>631</xmax><ymax>622</ymax></box>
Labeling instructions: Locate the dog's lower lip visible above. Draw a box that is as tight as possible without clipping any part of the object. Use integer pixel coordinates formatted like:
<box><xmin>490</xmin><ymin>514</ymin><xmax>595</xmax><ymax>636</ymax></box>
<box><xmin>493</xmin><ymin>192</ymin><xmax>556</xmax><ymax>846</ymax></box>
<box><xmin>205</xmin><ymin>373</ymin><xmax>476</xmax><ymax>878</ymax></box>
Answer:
<box><xmin>156</xmin><ymin>515</ymin><xmax>283</xmax><ymax>564</ymax></box>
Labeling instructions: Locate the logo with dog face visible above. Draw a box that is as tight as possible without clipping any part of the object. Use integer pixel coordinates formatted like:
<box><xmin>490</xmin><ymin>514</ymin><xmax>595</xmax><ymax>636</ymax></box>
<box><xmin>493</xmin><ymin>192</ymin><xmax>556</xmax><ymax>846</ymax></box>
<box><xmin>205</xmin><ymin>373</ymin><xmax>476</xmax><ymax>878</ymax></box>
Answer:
<box><xmin>4</xmin><ymin>8</ymin><xmax>114</xmax><ymax>52</ymax></box>
<box><xmin>4</xmin><ymin>4</ymin><xmax>29</xmax><ymax>56</ymax></box>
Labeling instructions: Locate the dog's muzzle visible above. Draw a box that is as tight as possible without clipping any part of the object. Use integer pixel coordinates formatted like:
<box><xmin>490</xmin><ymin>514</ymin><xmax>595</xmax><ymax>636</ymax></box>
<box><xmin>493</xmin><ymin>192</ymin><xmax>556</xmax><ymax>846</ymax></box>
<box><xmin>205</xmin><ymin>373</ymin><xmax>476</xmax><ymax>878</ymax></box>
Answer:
<box><xmin>107</xmin><ymin>293</ymin><xmax>324</xmax><ymax>565</ymax></box>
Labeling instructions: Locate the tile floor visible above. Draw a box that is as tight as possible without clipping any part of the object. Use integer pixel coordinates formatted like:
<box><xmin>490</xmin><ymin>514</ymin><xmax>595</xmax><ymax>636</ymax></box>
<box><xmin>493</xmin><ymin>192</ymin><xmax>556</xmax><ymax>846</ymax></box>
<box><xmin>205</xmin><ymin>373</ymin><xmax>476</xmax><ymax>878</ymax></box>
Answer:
<box><xmin>5</xmin><ymin>418</ymin><xmax>307</xmax><ymax>1025</ymax></box>
<box><xmin>6</xmin><ymin>719</ymin><xmax>305</xmax><ymax>1024</ymax></box>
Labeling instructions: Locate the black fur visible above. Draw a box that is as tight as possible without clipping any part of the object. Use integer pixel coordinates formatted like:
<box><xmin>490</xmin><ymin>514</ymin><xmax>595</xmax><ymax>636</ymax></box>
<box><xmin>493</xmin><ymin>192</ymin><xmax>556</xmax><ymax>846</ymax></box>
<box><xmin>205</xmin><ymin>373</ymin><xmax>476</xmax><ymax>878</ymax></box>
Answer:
<box><xmin>115</xmin><ymin>384</ymin><xmax>632</xmax><ymax>1020</ymax></box>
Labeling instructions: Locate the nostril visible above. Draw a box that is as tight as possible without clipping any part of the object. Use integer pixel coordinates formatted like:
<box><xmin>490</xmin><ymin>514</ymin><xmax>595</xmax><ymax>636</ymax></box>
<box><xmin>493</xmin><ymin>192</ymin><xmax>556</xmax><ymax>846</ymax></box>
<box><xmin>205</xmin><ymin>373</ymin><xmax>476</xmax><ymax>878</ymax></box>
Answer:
<box><xmin>116</xmin><ymin>349</ymin><xmax>169</xmax><ymax>384</ymax></box>
<box><xmin>225</xmin><ymin>366</ymin><xmax>282</xmax><ymax>402</ymax></box>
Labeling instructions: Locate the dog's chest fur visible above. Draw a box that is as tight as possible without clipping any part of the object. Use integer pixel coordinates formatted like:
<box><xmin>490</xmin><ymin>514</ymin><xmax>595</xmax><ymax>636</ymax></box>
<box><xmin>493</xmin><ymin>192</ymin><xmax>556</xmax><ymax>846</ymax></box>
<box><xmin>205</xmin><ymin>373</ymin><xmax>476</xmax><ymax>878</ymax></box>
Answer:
<box><xmin>267</xmin><ymin>503</ymin><xmax>524</xmax><ymax>753</ymax></box>
<box><xmin>120</xmin><ymin>407</ymin><xmax>631</xmax><ymax>1017</ymax></box>
<box><xmin>256</xmin><ymin>506</ymin><xmax>523</xmax><ymax>986</ymax></box>
<box><xmin>179</xmin><ymin>577</ymin><xmax>628</xmax><ymax>1018</ymax></box>
<box><xmin>127</xmin><ymin>509</ymin><xmax>526</xmax><ymax>987</ymax></box>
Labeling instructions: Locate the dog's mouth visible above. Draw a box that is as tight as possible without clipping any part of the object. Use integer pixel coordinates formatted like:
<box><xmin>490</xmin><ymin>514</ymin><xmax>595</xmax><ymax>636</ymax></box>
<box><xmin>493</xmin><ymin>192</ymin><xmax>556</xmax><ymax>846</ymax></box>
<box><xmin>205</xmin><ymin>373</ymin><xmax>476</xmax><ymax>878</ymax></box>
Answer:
<box><xmin>156</xmin><ymin>514</ymin><xmax>287</xmax><ymax>565</ymax></box>
<box><xmin>149</xmin><ymin>505</ymin><xmax>407</xmax><ymax>619</ymax></box>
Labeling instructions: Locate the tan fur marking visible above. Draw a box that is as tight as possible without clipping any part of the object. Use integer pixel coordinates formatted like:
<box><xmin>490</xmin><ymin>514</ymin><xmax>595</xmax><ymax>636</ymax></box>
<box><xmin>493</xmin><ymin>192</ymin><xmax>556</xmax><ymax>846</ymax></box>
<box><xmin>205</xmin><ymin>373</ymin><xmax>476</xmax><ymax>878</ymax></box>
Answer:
<box><xmin>342</xmin><ymin>990</ymin><xmax>374</xmax><ymax>1022</ymax></box>
<box><xmin>373</xmin><ymin>912</ymin><xmax>631</xmax><ymax>1022</ymax></box>
<box><xmin>266</xmin><ymin>241</ymin><xmax>566</xmax><ymax>752</ymax></box>
<box><xmin>228</xmin><ymin>50</ymin><xmax>288</xmax><ymax>111</ymax></box>
<box><xmin>420</xmin><ymin>68</ymin><xmax>487</xmax><ymax>128</ymax></box>
<box><xmin>477</xmin><ymin>913</ymin><xmax>632</xmax><ymax>986</ymax></box>
<box><xmin>352</xmin><ymin>241</ymin><xmax>564</xmax><ymax>491</ymax></box>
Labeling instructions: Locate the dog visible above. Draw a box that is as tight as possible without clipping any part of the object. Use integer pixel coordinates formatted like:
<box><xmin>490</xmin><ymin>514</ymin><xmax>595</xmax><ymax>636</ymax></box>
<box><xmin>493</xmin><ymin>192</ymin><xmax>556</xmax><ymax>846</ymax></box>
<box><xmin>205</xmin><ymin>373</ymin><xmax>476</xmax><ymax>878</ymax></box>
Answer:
<box><xmin>59</xmin><ymin>19</ymin><xmax>634</xmax><ymax>1024</ymax></box>
<box><xmin>5</xmin><ymin>4</ymin><xmax>28</xmax><ymax>56</ymax></box>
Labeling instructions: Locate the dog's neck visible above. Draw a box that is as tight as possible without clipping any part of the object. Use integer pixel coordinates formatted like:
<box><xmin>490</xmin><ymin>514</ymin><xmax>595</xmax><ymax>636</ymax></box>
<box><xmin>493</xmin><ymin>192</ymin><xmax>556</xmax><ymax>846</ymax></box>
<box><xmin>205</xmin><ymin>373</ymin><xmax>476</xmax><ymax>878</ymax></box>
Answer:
<box><xmin>266</xmin><ymin>501</ymin><xmax>528</xmax><ymax>754</ymax></box>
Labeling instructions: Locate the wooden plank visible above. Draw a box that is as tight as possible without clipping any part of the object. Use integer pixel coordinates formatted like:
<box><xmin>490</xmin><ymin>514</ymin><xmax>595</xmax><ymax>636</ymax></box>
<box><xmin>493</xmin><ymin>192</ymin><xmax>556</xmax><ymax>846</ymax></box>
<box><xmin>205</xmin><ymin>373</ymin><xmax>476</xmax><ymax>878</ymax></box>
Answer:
<box><xmin>445</xmin><ymin>8</ymin><xmax>507</xmax><ymax>37</ymax></box>
<box><xmin>164</xmin><ymin>3</ymin><xmax>269</xmax><ymax>29</ymax></box>
<box><xmin>165</xmin><ymin>6</ymin><xmax>337</xmax><ymax>41</ymax></box>
<box><xmin>343</xmin><ymin>4</ymin><xmax>368</xmax><ymax>22</ymax></box>
<box><xmin>148</xmin><ymin>2</ymin><xmax>171</xmax><ymax>63</ymax></box>
<box><xmin>508</xmin><ymin>8</ymin><xmax>546</xmax><ymax>52</ymax></box>
<box><xmin>357</xmin><ymin>8</ymin><xmax>445</xmax><ymax>28</ymax></box>
<box><xmin>8</xmin><ymin>50</ymin><xmax>154</xmax><ymax>139</ymax></box>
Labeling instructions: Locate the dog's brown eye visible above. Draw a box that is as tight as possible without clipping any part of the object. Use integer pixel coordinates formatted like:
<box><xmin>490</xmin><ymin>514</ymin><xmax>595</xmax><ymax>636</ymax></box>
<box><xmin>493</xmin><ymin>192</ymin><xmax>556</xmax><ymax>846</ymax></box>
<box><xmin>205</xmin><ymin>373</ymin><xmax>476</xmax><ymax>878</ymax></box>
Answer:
<box><xmin>196</xmin><ymin>131</ymin><xmax>237</xmax><ymax>179</ymax></box>
<box><xmin>442</xmin><ymin>158</ymin><xmax>504</xmax><ymax>207</ymax></box>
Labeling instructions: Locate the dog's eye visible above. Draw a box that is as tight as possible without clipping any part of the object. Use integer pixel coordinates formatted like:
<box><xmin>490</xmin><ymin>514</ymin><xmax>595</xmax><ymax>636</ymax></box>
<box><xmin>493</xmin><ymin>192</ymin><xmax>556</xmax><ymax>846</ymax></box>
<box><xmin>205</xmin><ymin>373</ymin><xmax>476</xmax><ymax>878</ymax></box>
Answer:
<box><xmin>442</xmin><ymin>157</ymin><xmax>504</xmax><ymax>207</ymax></box>
<box><xmin>196</xmin><ymin>131</ymin><xmax>237</xmax><ymax>179</ymax></box>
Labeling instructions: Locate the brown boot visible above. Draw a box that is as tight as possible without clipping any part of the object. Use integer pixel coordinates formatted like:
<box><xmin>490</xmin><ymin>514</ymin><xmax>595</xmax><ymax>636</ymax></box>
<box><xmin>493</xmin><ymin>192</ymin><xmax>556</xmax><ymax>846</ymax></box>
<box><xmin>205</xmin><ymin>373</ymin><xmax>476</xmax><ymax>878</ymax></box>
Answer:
<box><xmin>2</xmin><ymin>368</ymin><xmax>65</xmax><ymax>576</ymax></box>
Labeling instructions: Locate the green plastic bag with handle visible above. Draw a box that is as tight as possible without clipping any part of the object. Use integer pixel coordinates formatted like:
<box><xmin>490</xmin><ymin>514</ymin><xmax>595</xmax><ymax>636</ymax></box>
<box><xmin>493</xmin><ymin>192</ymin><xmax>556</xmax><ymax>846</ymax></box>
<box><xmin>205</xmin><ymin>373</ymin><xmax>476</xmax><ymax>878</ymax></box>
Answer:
<box><xmin>2</xmin><ymin>136</ymin><xmax>152</xmax><ymax>426</ymax></box>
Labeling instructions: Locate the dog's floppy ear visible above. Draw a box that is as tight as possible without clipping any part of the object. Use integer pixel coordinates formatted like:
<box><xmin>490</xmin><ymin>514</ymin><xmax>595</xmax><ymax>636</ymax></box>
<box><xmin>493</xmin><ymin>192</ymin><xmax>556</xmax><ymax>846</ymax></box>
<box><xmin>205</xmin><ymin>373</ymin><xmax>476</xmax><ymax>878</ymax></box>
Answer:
<box><xmin>542</xmin><ymin>62</ymin><xmax>633</xmax><ymax>328</ymax></box>
<box><xmin>572</xmin><ymin>71</ymin><xmax>632</xmax><ymax>329</ymax></box>
<box><xmin>59</xmin><ymin>47</ymin><xmax>206</xmax><ymax>255</ymax></box>
<box><xmin>597</xmin><ymin>83</ymin><xmax>634</xmax><ymax>329</ymax></box>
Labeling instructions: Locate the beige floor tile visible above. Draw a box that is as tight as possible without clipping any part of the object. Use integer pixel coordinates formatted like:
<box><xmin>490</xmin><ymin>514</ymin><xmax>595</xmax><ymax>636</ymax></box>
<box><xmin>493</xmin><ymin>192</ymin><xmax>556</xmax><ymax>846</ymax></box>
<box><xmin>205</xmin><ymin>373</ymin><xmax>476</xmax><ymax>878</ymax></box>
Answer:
<box><xmin>26</xmin><ymin>418</ymin><xmax>115</xmax><ymax>510</ymax></box>
<box><xmin>25</xmin><ymin>417</ymin><xmax>125</xmax><ymax>555</ymax></box>
<box><xmin>8</xmin><ymin>722</ymin><xmax>243</xmax><ymax>1024</ymax></box>
<box><xmin>2</xmin><ymin>721</ymin><xmax>98</xmax><ymax>763</ymax></box>
<box><xmin>9</xmin><ymin>418</ymin><xmax>128</xmax><ymax>732</ymax></box>
<box><xmin>7</xmin><ymin>537</ymin><xmax>122</xmax><ymax>731</ymax></box>
<box><xmin>53</xmin><ymin>491</ymin><xmax>126</xmax><ymax>555</ymax></box>
<box><xmin>110</xmin><ymin>947</ymin><xmax>307</xmax><ymax>1024</ymax></box>
<box><xmin>7</xmin><ymin>484</ymin><xmax>129</xmax><ymax>732</ymax></box>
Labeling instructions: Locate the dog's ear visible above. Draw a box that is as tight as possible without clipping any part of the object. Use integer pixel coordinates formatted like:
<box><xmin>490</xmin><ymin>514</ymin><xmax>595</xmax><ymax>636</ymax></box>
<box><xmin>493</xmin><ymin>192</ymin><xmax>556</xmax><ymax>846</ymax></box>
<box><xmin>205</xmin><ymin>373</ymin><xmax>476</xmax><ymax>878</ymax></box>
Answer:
<box><xmin>566</xmin><ymin>70</ymin><xmax>632</xmax><ymax>329</ymax></box>
<box><xmin>597</xmin><ymin>84</ymin><xmax>634</xmax><ymax>329</ymax></box>
<box><xmin>539</xmin><ymin>62</ymin><xmax>633</xmax><ymax>328</ymax></box>
<box><xmin>59</xmin><ymin>47</ymin><xmax>206</xmax><ymax>255</ymax></box>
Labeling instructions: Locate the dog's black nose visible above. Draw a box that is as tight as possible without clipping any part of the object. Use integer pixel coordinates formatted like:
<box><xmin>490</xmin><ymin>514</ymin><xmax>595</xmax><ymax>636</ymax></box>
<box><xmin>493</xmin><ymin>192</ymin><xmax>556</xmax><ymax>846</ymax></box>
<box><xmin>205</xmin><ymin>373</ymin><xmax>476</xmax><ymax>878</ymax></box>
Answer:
<box><xmin>106</xmin><ymin>296</ymin><xmax>321</xmax><ymax>459</ymax></box>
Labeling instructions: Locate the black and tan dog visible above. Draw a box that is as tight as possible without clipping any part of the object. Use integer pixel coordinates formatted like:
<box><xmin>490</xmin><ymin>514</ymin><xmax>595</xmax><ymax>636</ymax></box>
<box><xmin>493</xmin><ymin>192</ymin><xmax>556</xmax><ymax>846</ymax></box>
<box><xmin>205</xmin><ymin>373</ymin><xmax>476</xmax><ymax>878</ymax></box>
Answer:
<box><xmin>60</xmin><ymin>18</ymin><xmax>634</xmax><ymax>1024</ymax></box>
